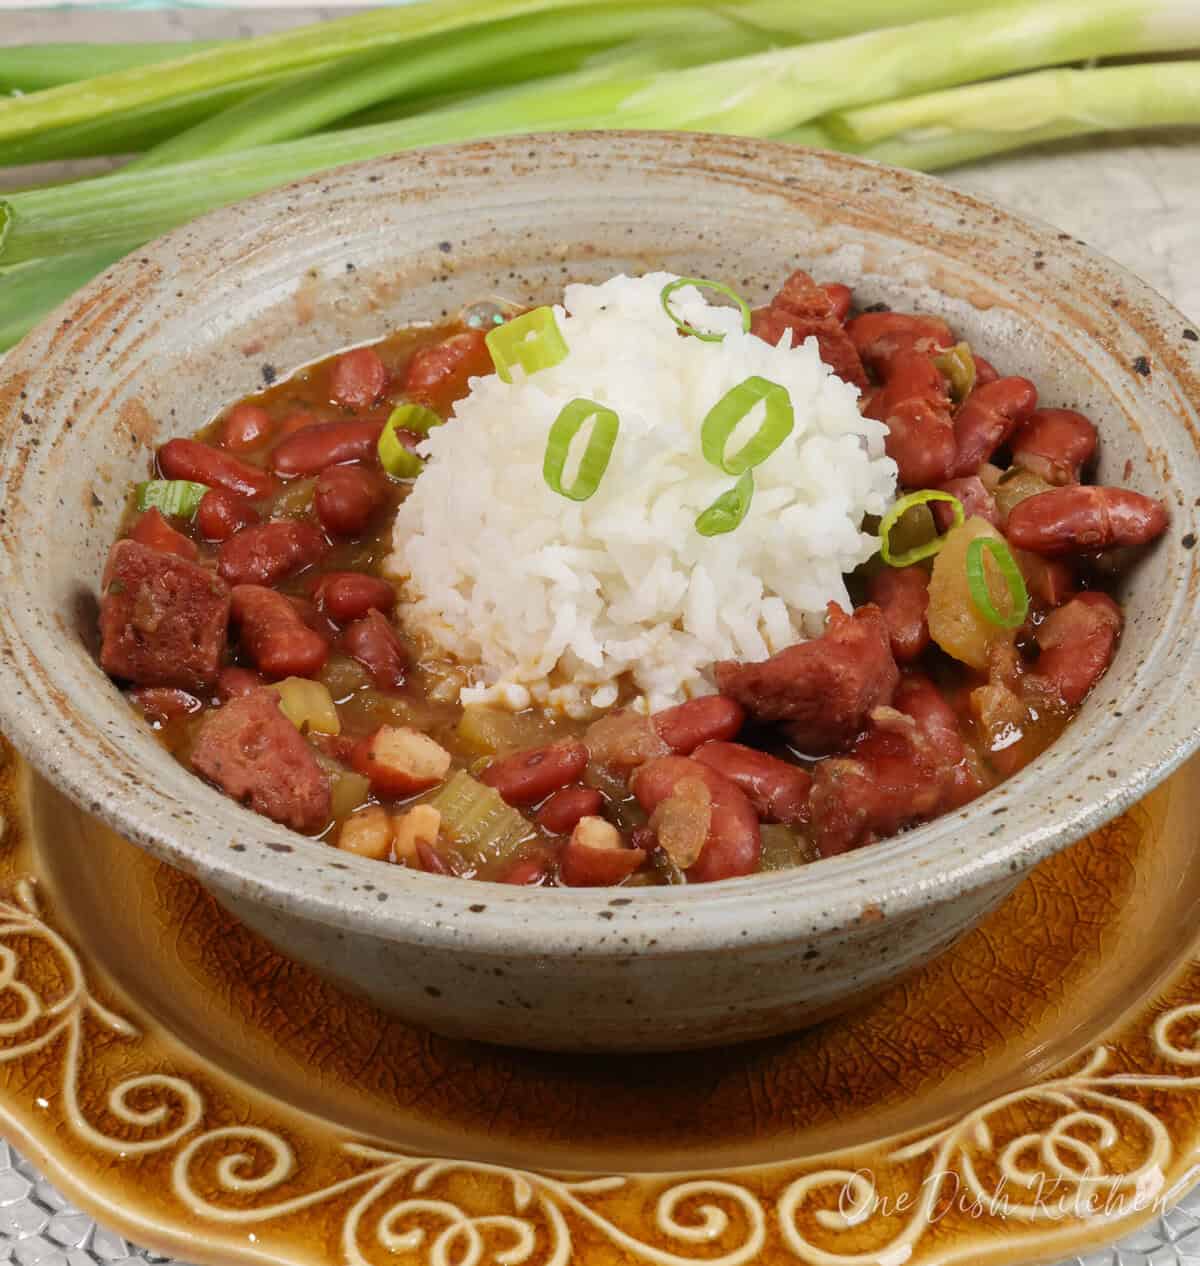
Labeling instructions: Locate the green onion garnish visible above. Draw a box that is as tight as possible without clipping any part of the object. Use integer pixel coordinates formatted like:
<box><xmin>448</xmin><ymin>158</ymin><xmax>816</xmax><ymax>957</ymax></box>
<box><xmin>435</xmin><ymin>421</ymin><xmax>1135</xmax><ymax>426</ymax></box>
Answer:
<box><xmin>660</xmin><ymin>277</ymin><xmax>752</xmax><ymax>343</ymax></box>
<box><xmin>701</xmin><ymin>375</ymin><xmax>793</xmax><ymax>476</ymax></box>
<box><xmin>377</xmin><ymin>410</ymin><xmax>423</xmax><ymax>479</ymax></box>
<box><xmin>543</xmin><ymin>397</ymin><xmax>619</xmax><ymax>502</ymax></box>
<box><xmin>696</xmin><ymin>470</ymin><xmax>754</xmax><ymax>537</ymax></box>
<box><xmin>136</xmin><ymin>479</ymin><xmax>208</xmax><ymax>518</ymax></box>
<box><xmin>879</xmin><ymin>490</ymin><xmax>964</xmax><ymax>567</ymax></box>
<box><xmin>386</xmin><ymin>401</ymin><xmax>442</xmax><ymax>435</ymax></box>
<box><xmin>966</xmin><ymin>536</ymin><xmax>1029</xmax><ymax>628</ymax></box>
<box><xmin>485</xmin><ymin>305</ymin><xmax>568</xmax><ymax>383</ymax></box>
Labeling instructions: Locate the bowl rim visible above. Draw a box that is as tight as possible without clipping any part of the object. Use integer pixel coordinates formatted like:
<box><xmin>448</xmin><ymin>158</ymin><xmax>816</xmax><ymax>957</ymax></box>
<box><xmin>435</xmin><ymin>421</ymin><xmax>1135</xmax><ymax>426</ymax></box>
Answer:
<box><xmin>0</xmin><ymin>130</ymin><xmax>1197</xmax><ymax>955</ymax></box>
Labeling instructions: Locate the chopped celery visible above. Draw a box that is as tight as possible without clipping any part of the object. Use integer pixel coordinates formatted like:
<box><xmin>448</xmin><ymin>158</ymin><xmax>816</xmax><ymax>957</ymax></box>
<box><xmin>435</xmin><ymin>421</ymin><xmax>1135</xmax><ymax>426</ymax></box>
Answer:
<box><xmin>269</xmin><ymin>678</ymin><xmax>341</xmax><ymax>734</ymax></box>
<box><xmin>760</xmin><ymin>823</ymin><xmax>818</xmax><ymax>870</ymax></box>
<box><xmin>426</xmin><ymin>770</ymin><xmax>533</xmax><ymax>864</ymax></box>
<box><xmin>933</xmin><ymin>342</ymin><xmax>976</xmax><ymax>403</ymax></box>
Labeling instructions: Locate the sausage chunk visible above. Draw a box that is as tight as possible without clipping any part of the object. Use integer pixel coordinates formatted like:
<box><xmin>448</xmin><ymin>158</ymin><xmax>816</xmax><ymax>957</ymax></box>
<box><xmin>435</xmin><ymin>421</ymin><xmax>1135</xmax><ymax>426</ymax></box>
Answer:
<box><xmin>99</xmin><ymin>540</ymin><xmax>230</xmax><ymax>691</ymax></box>
<box><xmin>751</xmin><ymin>269</ymin><xmax>868</xmax><ymax>388</ymax></box>
<box><xmin>715</xmin><ymin>603</ymin><xmax>899</xmax><ymax>754</ymax></box>
<box><xmin>191</xmin><ymin>688</ymin><xmax>330</xmax><ymax>833</ymax></box>
<box><xmin>866</xmin><ymin>567</ymin><xmax>930</xmax><ymax>663</ymax></box>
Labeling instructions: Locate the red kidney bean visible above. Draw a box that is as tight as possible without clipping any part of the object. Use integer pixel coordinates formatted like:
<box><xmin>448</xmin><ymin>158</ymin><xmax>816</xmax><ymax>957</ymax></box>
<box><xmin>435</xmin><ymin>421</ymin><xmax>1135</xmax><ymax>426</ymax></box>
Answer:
<box><xmin>197</xmin><ymin>488</ymin><xmax>259</xmax><ymax>542</ymax></box>
<box><xmin>692</xmin><ymin>742</ymin><xmax>812</xmax><ymax>825</ymax></box>
<box><xmin>1029</xmin><ymin>592</ymin><xmax>1123</xmax><ymax>707</ymax></box>
<box><xmin>972</xmin><ymin>354</ymin><xmax>1000</xmax><ymax>386</ymax></box>
<box><xmin>402</xmin><ymin>329</ymin><xmax>490</xmax><ymax>398</ymax></box>
<box><xmin>220</xmin><ymin>403</ymin><xmax>273</xmax><ymax>451</ymax></box>
<box><xmin>535</xmin><ymin>785</ymin><xmax>604</xmax><ymax>835</ymax></box>
<box><xmin>217</xmin><ymin>520</ymin><xmax>328</xmax><ymax>587</ymax></box>
<box><xmin>559</xmin><ymin>818</ymin><xmax>645</xmax><ymax>887</ymax></box>
<box><xmin>231</xmin><ymin>584</ymin><xmax>330</xmax><ymax>679</ymax></box>
<box><xmin>329</xmin><ymin>346</ymin><xmax>388</xmax><ymax>409</ymax></box>
<box><xmin>500</xmin><ymin>856</ymin><xmax>549</xmax><ymax>885</ymax></box>
<box><xmin>865</xmin><ymin>351</ymin><xmax>948</xmax><ymax>423</ymax></box>
<box><xmin>866</xmin><ymin>353</ymin><xmax>956</xmax><ymax>488</ymax></box>
<box><xmin>1010</xmin><ymin>408</ymin><xmax>1098</xmax><ymax>485</ymax></box>
<box><xmin>866</xmin><ymin>566</ymin><xmax>930</xmax><ymax>663</ymax></box>
<box><xmin>846</xmin><ymin>311</ymin><xmax>954</xmax><ymax>377</ymax></box>
<box><xmin>308</xmin><ymin>572</ymin><xmax>396</xmax><ymax>623</ymax></box>
<box><xmin>934</xmin><ymin>476</ymin><xmax>999</xmax><ymax>531</ymax></box>
<box><xmin>950</xmin><ymin>376</ymin><xmax>1038</xmax><ymax>477</ymax></box>
<box><xmin>1005</xmin><ymin>485</ymin><xmax>1169</xmax><ymax>556</ymax></box>
<box><xmin>158</xmin><ymin>437</ymin><xmax>275</xmax><ymax>499</ymax></box>
<box><xmin>129</xmin><ymin>686</ymin><xmax>202</xmax><ymax>724</ymax></box>
<box><xmin>480</xmin><ymin>740</ymin><xmax>589</xmax><ymax>806</ymax></box>
<box><xmin>651</xmin><ymin>695</ymin><xmax>744</xmax><ymax>755</ymax></box>
<box><xmin>277</xmin><ymin>411</ymin><xmax>322</xmax><ymax>438</ymax></box>
<box><xmin>821</xmin><ymin>282</ymin><xmax>854</xmax><ymax>323</ymax></box>
<box><xmin>341</xmin><ymin>608</ymin><xmax>408</xmax><ymax>688</ymax></box>
<box><xmin>216</xmin><ymin>666</ymin><xmax>264</xmax><ymax>701</ymax></box>
<box><xmin>314</xmin><ymin>463</ymin><xmax>387</xmax><ymax>537</ymax></box>
<box><xmin>417</xmin><ymin>840</ymin><xmax>451</xmax><ymax>875</ymax></box>
<box><xmin>632</xmin><ymin>756</ymin><xmax>760</xmax><ymax>883</ymax></box>
<box><xmin>129</xmin><ymin>508</ymin><xmax>198</xmax><ymax>561</ymax></box>
<box><xmin>893</xmin><ymin>674</ymin><xmax>987</xmax><ymax>809</ymax></box>
<box><xmin>270</xmin><ymin>419</ymin><xmax>385</xmax><ymax>476</ymax></box>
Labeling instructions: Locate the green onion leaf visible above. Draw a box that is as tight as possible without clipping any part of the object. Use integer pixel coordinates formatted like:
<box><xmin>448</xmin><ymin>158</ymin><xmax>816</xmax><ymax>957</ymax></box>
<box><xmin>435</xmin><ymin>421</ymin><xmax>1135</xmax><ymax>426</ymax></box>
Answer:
<box><xmin>485</xmin><ymin>305</ymin><xmax>567</xmax><ymax>383</ymax></box>
<box><xmin>543</xmin><ymin>397</ymin><xmax>619</xmax><ymax>502</ymax></box>
<box><xmin>966</xmin><ymin>536</ymin><xmax>1029</xmax><ymax>629</ymax></box>
<box><xmin>136</xmin><ymin>479</ymin><xmax>208</xmax><ymax>518</ymax></box>
<box><xmin>660</xmin><ymin>277</ymin><xmax>751</xmax><ymax>343</ymax></box>
<box><xmin>387</xmin><ymin>401</ymin><xmax>443</xmax><ymax>436</ymax></box>
<box><xmin>378</xmin><ymin>410</ymin><xmax>423</xmax><ymax>479</ymax></box>
<box><xmin>696</xmin><ymin>470</ymin><xmax>754</xmax><ymax>537</ymax></box>
<box><xmin>701</xmin><ymin>375</ymin><xmax>793</xmax><ymax>475</ymax></box>
<box><xmin>879</xmin><ymin>490</ymin><xmax>963</xmax><ymax>566</ymax></box>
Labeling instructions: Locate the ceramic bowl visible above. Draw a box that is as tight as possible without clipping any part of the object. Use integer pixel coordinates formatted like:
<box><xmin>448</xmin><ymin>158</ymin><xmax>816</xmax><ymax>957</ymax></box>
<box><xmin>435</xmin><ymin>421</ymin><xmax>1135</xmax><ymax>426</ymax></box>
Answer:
<box><xmin>0</xmin><ymin>133</ymin><xmax>1195</xmax><ymax>1052</ymax></box>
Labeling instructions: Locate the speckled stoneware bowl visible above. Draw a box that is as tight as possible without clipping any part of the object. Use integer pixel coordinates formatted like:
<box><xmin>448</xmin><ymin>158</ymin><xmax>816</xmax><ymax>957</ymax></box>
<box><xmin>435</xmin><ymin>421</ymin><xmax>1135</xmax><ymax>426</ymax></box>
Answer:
<box><xmin>0</xmin><ymin>133</ymin><xmax>1196</xmax><ymax>1052</ymax></box>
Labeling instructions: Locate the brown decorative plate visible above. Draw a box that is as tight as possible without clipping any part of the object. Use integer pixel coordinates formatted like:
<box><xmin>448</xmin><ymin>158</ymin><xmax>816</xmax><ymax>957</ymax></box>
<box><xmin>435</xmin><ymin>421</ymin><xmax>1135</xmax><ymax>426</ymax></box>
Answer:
<box><xmin>2</xmin><ymin>731</ymin><xmax>1200</xmax><ymax>1266</ymax></box>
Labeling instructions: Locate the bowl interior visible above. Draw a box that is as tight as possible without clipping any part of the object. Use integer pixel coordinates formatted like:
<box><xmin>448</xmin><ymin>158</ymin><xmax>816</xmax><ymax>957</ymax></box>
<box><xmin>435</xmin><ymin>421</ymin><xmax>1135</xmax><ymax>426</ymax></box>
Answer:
<box><xmin>0</xmin><ymin>133</ymin><xmax>1196</xmax><ymax>953</ymax></box>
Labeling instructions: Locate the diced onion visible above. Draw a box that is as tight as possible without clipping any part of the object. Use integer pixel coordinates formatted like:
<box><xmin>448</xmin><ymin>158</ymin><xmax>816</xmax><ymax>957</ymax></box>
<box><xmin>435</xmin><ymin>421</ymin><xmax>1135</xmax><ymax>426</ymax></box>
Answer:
<box><xmin>136</xmin><ymin>479</ymin><xmax>208</xmax><ymax>518</ymax></box>
<box><xmin>659</xmin><ymin>277</ymin><xmax>751</xmax><ymax>343</ymax></box>
<box><xmin>695</xmin><ymin>469</ymin><xmax>754</xmax><ymax>537</ymax></box>
<box><xmin>269</xmin><ymin>677</ymin><xmax>341</xmax><ymax>734</ymax></box>
<box><xmin>484</xmin><ymin>305</ymin><xmax>568</xmax><ymax>383</ymax></box>
<box><xmin>879</xmin><ymin>490</ymin><xmax>964</xmax><ymax>566</ymax></box>
<box><xmin>965</xmin><ymin>536</ymin><xmax>1029</xmax><ymax>628</ymax></box>
<box><xmin>543</xmin><ymin>397</ymin><xmax>619</xmax><ymax>501</ymax></box>
<box><xmin>700</xmin><ymin>374</ymin><xmax>793</xmax><ymax>475</ymax></box>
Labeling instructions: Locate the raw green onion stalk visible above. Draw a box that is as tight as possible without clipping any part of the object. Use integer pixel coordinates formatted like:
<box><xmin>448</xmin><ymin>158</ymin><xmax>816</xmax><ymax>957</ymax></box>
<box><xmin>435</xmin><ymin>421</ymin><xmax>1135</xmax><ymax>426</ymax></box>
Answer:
<box><xmin>660</xmin><ymin>277</ymin><xmax>751</xmax><ymax>342</ymax></box>
<box><xmin>696</xmin><ymin>469</ymin><xmax>755</xmax><ymax>537</ymax></box>
<box><xmin>701</xmin><ymin>376</ymin><xmax>793</xmax><ymax>475</ymax></box>
<box><xmin>486</xmin><ymin>306</ymin><xmax>569</xmax><ymax>382</ymax></box>
<box><xmin>543</xmin><ymin>397</ymin><xmax>620</xmax><ymax>501</ymax></box>
<box><xmin>966</xmin><ymin>536</ymin><xmax>1029</xmax><ymax>628</ymax></box>
<box><xmin>879</xmin><ymin>490</ymin><xmax>964</xmax><ymax>567</ymax></box>
<box><xmin>136</xmin><ymin>479</ymin><xmax>209</xmax><ymax>517</ymax></box>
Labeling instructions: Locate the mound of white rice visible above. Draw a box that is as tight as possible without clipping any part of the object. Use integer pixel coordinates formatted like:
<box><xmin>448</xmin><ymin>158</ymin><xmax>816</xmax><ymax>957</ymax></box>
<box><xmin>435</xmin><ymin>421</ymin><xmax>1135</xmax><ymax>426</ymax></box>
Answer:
<box><xmin>388</xmin><ymin>272</ymin><xmax>896</xmax><ymax>716</ymax></box>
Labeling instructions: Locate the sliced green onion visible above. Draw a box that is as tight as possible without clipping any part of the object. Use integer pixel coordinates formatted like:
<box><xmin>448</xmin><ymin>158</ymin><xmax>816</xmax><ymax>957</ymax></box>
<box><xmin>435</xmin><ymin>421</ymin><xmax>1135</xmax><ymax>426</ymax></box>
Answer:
<box><xmin>701</xmin><ymin>375</ymin><xmax>793</xmax><ymax>475</ymax></box>
<box><xmin>378</xmin><ymin>412</ymin><xmax>423</xmax><ymax>479</ymax></box>
<box><xmin>696</xmin><ymin>470</ymin><xmax>754</xmax><ymax>537</ymax></box>
<box><xmin>387</xmin><ymin>402</ymin><xmax>443</xmax><ymax>436</ymax></box>
<box><xmin>136</xmin><ymin>479</ymin><xmax>208</xmax><ymax>518</ymax></box>
<box><xmin>966</xmin><ymin>536</ymin><xmax>1029</xmax><ymax>629</ymax></box>
<box><xmin>543</xmin><ymin>397</ymin><xmax>619</xmax><ymax>501</ymax></box>
<box><xmin>879</xmin><ymin>490</ymin><xmax>963</xmax><ymax>566</ymax></box>
<box><xmin>485</xmin><ymin>306</ymin><xmax>568</xmax><ymax>383</ymax></box>
<box><xmin>660</xmin><ymin>277</ymin><xmax>751</xmax><ymax>343</ymax></box>
<box><xmin>932</xmin><ymin>341</ymin><xmax>976</xmax><ymax>403</ymax></box>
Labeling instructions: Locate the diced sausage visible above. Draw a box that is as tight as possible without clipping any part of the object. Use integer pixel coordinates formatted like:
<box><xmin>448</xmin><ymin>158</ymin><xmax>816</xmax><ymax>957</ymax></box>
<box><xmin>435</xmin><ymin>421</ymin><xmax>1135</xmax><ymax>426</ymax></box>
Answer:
<box><xmin>1028</xmin><ymin>592</ymin><xmax>1123</xmax><ymax>707</ymax></box>
<box><xmin>308</xmin><ymin>572</ymin><xmax>396</xmax><ymax>623</ymax></box>
<box><xmin>197</xmin><ymin>488</ymin><xmax>259</xmax><ymax>542</ymax></box>
<box><xmin>270</xmin><ymin>419</ymin><xmax>385</xmax><ymax>477</ymax></box>
<box><xmin>559</xmin><ymin>817</ymin><xmax>645</xmax><ymax>887</ymax></box>
<box><xmin>231</xmin><ymin>584</ymin><xmax>330</xmax><ymax>679</ymax></box>
<box><xmin>632</xmin><ymin>756</ymin><xmax>760</xmax><ymax>882</ymax></box>
<box><xmin>220</xmin><ymin>404</ymin><xmax>273</xmax><ymax>451</ymax></box>
<box><xmin>217</xmin><ymin>520</ymin><xmax>328</xmax><ymax>587</ymax></box>
<box><xmin>934</xmin><ymin>477</ymin><xmax>998</xmax><ymax>531</ymax></box>
<box><xmin>351</xmin><ymin>725</ymin><xmax>451</xmax><ymax>797</ymax></box>
<box><xmin>652</xmin><ymin>695</ymin><xmax>744</xmax><ymax>754</ymax></box>
<box><xmin>893</xmin><ymin>673</ymin><xmax>988</xmax><ymax>809</ymax></box>
<box><xmin>190</xmin><ymin>688</ymin><xmax>330</xmax><ymax>833</ymax></box>
<box><xmin>129</xmin><ymin>508</ymin><xmax>198</xmax><ymax>561</ymax></box>
<box><xmin>866</xmin><ymin>567</ymin><xmax>930</xmax><ymax>663</ymax></box>
<box><xmin>1010</xmin><ymin>408</ymin><xmax>1097</xmax><ymax>485</ymax></box>
<box><xmin>313</xmin><ymin>463</ymin><xmax>387</xmax><ymax>537</ymax></box>
<box><xmin>846</xmin><ymin>312</ymin><xmax>954</xmax><ymax>378</ymax></box>
<box><xmin>535</xmin><ymin>785</ymin><xmax>604</xmax><ymax>835</ymax></box>
<box><xmin>481</xmin><ymin>740</ymin><xmax>589</xmax><ymax>806</ymax></box>
<box><xmin>751</xmin><ymin>269</ymin><xmax>868</xmax><ymax>388</ymax></box>
<box><xmin>329</xmin><ymin>347</ymin><xmax>388</xmax><ymax>409</ymax></box>
<box><xmin>341</xmin><ymin>608</ymin><xmax>407</xmax><ymax>688</ymax></box>
<box><xmin>692</xmin><ymin>741</ymin><xmax>812</xmax><ymax>825</ymax></box>
<box><xmin>715</xmin><ymin>602</ymin><xmax>899</xmax><ymax>754</ymax></box>
<box><xmin>128</xmin><ymin>686</ymin><xmax>202</xmax><ymax>725</ymax></box>
<box><xmin>402</xmin><ymin>329</ymin><xmax>490</xmax><ymax>400</ymax></box>
<box><xmin>158</xmin><ymin>437</ymin><xmax>275</xmax><ymax>500</ymax></box>
<box><xmin>1005</xmin><ymin>486</ymin><xmax>1169</xmax><ymax>556</ymax></box>
<box><xmin>950</xmin><ymin>376</ymin><xmax>1038</xmax><ymax>477</ymax></box>
<box><xmin>217</xmin><ymin>666</ymin><xmax>264</xmax><ymax>701</ymax></box>
<box><xmin>100</xmin><ymin>540</ymin><xmax>230</xmax><ymax>691</ymax></box>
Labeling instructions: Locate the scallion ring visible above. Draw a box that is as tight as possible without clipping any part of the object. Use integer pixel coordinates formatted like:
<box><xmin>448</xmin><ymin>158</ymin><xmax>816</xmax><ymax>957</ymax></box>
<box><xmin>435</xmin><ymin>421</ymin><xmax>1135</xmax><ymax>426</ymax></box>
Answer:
<box><xmin>378</xmin><ymin>408</ymin><xmax>424</xmax><ymax>479</ymax></box>
<box><xmin>543</xmin><ymin>398</ymin><xmax>620</xmax><ymax>502</ymax></box>
<box><xmin>701</xmin><ymin>375</ymin><xmax>793</xmax><ymax>475</ymax></box>
<box><xmin>136</xmin><ymin>479</ymin><xmax>208</xmax><ymax>518</ymax></box>
<box><xmin>660</xmin><ymin>277</ymin><xmax>752</xmax><ymax>343</ymax></box>
<box><xmin>966</xmin><ymin>536</ymin><xmax>1029</xmax><ymax>629</ymax></box>
<box><xmin>695</xmin><ymin>470</ymin><xmax>754</xmax><ymax>537</ymax></box>
<box><xmin>485</xmin><ymin>305</ymin><xmax>568</xmax><ymax>383</ymax></box>
<box><xmin>385</xmin><ymin>402</ymin><xmax>443</xmax><ymax>435</ymax></box>
<box><xmin>879</xmin><ymin>490</ymin><xmax>964</xmax><ymax>567</ymax></box>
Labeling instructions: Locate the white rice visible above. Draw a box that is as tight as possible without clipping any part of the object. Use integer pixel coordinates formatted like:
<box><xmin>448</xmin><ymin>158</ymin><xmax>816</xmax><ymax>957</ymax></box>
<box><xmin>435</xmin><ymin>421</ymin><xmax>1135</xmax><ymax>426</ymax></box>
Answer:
<box><xmin>387</xmin><ymin>272</ymin><xmax>896</xmax><ymax>717</ymax></box>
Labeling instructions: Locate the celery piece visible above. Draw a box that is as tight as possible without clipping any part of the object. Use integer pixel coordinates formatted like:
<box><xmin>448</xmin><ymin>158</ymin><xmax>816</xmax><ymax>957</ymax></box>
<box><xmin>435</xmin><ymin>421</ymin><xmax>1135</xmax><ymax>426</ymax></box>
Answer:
<box><xmin>425</xmin><ymin>770</ymin><xmax>533</xmax><ymax>864</ymax></box>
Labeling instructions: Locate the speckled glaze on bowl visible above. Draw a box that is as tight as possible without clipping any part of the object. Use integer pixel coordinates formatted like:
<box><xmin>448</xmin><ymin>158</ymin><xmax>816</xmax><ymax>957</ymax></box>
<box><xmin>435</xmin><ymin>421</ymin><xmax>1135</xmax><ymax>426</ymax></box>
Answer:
<box><xmin>0</xmin><ymin>133</ymin><xmax>1195</xmax><ymax>1052</ymax></box>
